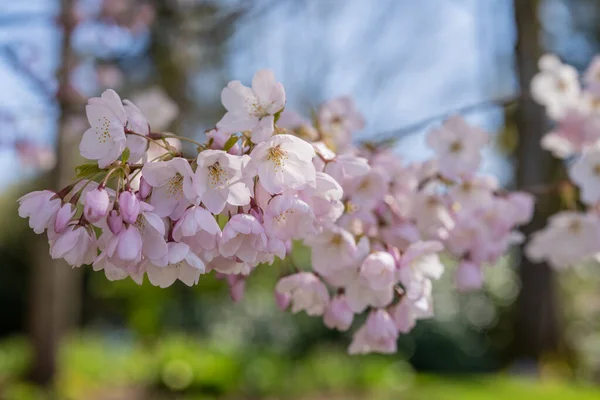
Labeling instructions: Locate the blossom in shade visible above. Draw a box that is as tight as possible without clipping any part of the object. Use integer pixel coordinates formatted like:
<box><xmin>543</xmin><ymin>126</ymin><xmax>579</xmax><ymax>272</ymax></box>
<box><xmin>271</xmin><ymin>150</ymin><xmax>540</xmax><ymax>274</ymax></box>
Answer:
<box><xmin>455</xmin><ymin>260</ymin><xmax>484</xmax><ymax>292</ymax></box>
<box><xmin>324</xmin><ymin>295</ymin><xmax>354</xmax><ymax>331</ymax></box>
<box><xmin>18</xmin><ymin>190</ymin><xmax>61</xmax><ymax>234</ymax></box>
<box><xmin>263</xmin><ymin>193</ymin><xmax>316</xmax><ymax>241</ymax></box>
<box><xmin>142</xmin><ymin>157</ymin><xmax>197</xmax><ymax>219</ymax></box>
<box><xmin>54</xmin><ymin>203</ymin><xmax>76</xmax><ymax>234</ymax></box>
<box><xmin>348</xmin><ymin>309</ymin><xmax>398</xmax><ymax>355</ymax></box>
<box><xmin>275</xmin><ymin>272</ymin><xmax>330</xmax><ymax>316</ymax></box>
<box><xmin>50</xmin><ymin>225</ymin><xmax>96</xmax><ymax>267</ymax></box>
<box><xmin>218</xmin><ymin>214</ymin><xmax>268</xmax><ymax>265</ymax></box>
<box><xmin>172</xmin><ymin>206</ymin><xmax>221</xmax><ymax>258</ymax></box>
<box><xmin>84</xmin><ymin>187</ymin><xmax>111</xmax><ymax>223</ymax></box>
<box><xmin>145</xmin><ymin>242</ymin><xmax>205</xmax><ymax>288</ymax></box>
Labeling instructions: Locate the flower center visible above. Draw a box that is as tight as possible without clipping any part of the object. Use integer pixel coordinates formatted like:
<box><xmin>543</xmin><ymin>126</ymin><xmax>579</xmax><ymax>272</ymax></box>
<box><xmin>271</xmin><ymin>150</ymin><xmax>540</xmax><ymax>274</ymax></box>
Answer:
<box><xmin>449</xmin><ymin>140</ymin><xmax>463</xmax><ymax>153</ymax></box>
<box><xmin>568</xmin><ymin>219</ymin><xmax>582</xmax><ymax>233</ymax></box>
<box><xmin>249</xmin><ymin>99</ymin><xmax>270</xmax><ymax>118</ymax></box>
<box><xmin>96</xmin><ymin>116</ymin><xmax>112</xmax><ymax>144</ymax></box>
<box><xmin>267</xmin><ymin>145</ymin><xmax>288</xmax><ymax>171</ymax></box>
<box><xmin>167</xmin><ymin>173</ymin><xmax>183</xmax><ymax>199</ymax></box>
<box><xmin>208</xmin><ymin>162</ymin><xmax>228</xmax><ymax>187</ymax></box>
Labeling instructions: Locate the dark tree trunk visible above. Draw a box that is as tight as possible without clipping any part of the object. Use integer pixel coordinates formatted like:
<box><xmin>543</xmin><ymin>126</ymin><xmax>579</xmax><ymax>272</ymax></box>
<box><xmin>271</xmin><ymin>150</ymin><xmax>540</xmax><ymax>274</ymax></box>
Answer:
<box><xmin>28</xmin><ymin>0</ymin><xmax>82</xmax><ymax>385</ymax></box>
<box><xmin>513</xmin><ymin>0</ymin><xmax>561</xmax><ymax>360</ymax></box>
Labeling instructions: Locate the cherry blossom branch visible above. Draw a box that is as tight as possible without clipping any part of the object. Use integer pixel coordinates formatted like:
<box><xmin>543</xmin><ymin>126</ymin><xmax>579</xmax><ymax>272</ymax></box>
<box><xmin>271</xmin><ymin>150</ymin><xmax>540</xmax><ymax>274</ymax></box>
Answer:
<box><xmin>366</xmin><ymin>94</ymin><xmax>522</xmax><ymax>145</ymax></box>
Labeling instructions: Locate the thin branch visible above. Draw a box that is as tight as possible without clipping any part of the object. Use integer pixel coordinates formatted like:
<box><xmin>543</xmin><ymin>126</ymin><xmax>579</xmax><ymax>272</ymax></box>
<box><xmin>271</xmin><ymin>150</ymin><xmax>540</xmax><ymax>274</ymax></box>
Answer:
<box><xmin>366</xmin><ymin>93</ymin><xmax>522</xmax><ymax>145</ymax></box>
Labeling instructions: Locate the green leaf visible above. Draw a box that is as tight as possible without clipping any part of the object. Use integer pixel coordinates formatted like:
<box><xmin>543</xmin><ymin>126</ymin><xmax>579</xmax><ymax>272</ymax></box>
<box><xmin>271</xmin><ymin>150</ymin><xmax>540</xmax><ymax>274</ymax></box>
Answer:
<box><xmin>223</xmin><ymin>134</ymin><xmax>239</xmax><ymax>152</ymax></box>
<box><xmin>121</xmin><ymin>147</ymin><xmax>130</xmax><ymax>163</ymax></box>
<box><xmin>75</xmin><ymin>163</ymin><xmax>103</xmax><ymax>179</ymax></box>
<box><xmin>274</xmin><ymin>108</ymin><xmax>285</xmax><ymax>124</ymax></box>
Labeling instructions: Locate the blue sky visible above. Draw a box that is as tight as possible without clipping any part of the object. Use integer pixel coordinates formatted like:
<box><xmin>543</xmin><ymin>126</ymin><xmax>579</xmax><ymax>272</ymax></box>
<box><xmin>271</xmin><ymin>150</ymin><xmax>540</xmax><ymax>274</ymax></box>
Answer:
<box><xmin>0</xmin><ymin>0</ymin><xmax>519</xmax><ymax>188</ymax></box>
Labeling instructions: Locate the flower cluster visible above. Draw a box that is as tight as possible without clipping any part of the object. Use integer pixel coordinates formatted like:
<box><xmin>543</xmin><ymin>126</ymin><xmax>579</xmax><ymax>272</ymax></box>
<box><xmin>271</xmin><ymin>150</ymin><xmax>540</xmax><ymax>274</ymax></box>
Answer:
<box><xmin>275</xmin><ymin>101</ymin><xmax>533</xmax><ymax>353</ymax></box>
<box><xmin>526</xmin><ymin>55</ymin><xmax>600</xmax><ymax>268</ymax></box>
<box><xmin>18</xmin><ymin>69</ymin><xmax>533</xmax><ymax>354</ymax></box>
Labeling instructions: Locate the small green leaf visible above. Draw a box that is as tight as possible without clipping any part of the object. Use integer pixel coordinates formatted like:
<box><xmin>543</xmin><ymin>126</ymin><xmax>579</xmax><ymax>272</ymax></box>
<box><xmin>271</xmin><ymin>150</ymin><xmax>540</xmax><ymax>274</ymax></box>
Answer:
<box><xmin>121</xmin><ymin>147</ymin><xmax>130</xmax><ymax>163</ymax></box>
<box><xmin>274</xmin><ymin>107</ymin><xmax>285</xmax><ymax>124</ymax></box>
<box><xmin>75</xmin><ymin>163</ymin><xmax>103</xmax><ymax>178</ymax></box>
<box><xmin>223</xmin><ymin>134</ymin><xmax>239</xmax><ymax>152</ymax></box>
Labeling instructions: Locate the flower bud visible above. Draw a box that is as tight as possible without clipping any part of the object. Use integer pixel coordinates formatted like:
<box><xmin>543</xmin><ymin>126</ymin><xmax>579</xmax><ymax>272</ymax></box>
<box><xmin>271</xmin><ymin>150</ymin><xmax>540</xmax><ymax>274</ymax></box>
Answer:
<box><xmin>455</xmin><ymin>260</ymin><xmax>483</xmax><ymax>292</ymax></box>
<box><xmin>323</xmin><ymin>295</ymin><xmax>353</xmax><ymax>331</ymax></box>
<box><xmin>54</xmin><ymin>203</ymin><xmax>75</xmax><ymax>234</ymax></box>
<box><xmin>139</xmin><ymin>176</ymin><xmax>152</xmax><ymax>199</ymax></box>
<box><xmin>119</xmin><ymin>191</ymin><xmax>140</xmax><ymax>224</ymax></box>
<box><xmin>107</xmin><ymin>210</ymin><xmax>123</xmax><ymax>235</ymax></box>
<box><xmin>227</xmin><ymin>275</ymin><xmax>246</xmax><ymax>302</ymax></box>
<box><xmin>275</xmin><ymin>290</ymin><xmax>291</xmax><ymax>311</ymax></box>
<box><xmin>84</xmin><ymin>188</ymin><xmax>110</xmax><ymax>223</ymax></box>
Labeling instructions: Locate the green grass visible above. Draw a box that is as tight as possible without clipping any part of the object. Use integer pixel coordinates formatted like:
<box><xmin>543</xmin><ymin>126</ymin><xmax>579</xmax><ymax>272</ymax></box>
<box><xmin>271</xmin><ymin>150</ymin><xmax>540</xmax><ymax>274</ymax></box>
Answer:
<box><xmin>0</xmin><ymin>334</ymin><xmax>597</xmax><ymax>399</ymax></box>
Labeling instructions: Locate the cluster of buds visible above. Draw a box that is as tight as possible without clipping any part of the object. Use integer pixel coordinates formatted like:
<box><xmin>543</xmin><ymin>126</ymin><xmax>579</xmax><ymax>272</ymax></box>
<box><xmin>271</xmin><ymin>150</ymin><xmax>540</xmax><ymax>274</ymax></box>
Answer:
<box><xmin>526</xmin><ymin>55</ymin><xmax>600</xmax><ymax>268</ymax></box>
<box><xmin>18</xmin><ymin>69</ymin><xmax>534</xmax><ymax>354</ymax></box>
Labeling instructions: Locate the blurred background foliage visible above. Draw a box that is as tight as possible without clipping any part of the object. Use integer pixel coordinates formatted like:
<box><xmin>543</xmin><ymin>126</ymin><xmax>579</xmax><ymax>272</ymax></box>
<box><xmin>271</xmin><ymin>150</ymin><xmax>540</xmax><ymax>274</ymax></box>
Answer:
<box><xmin>2</xmin><ymin>0</ymin><xmax>600</xmax><ymax>398</ymax></box>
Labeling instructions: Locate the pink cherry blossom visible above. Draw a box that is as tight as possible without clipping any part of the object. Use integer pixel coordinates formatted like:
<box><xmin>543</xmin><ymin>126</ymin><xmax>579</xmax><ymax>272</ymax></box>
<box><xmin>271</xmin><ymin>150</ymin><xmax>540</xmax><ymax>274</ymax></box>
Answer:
<box><xmin>318</xmin><ymin>97</ymin><xmax>365</xmax><ymax>150</ymax></box>
<box><xmin>264</xmin><ymin>193</ymin><xmax>316</xmax><ymax>241</ymax></box>
<box><xmin>194</xmin><ymin>150</ymin><xmax>252</xmax><ymax>214</ymax></box>
<box><xmin>248</xmin><ymin>134</ymin><xmax>316</xmax><ymax>194</ymax></box>
<box><xmin>145</xmin><ymin>242</ymin><xmax>205</xmax><ymax>288</ymax></box>
<box><xmin>526</xmin><ymin>211</ymin><xmax>600</xmax><ymax>269</ymax></box>
<box><xmin>54</xmin><ymin>203</ymin><xmax>76</xmax><ymax>234</ymax></box>
<box><xmin>218</xmin><ymin>214</ymin><xmax>268</xmax><ymax>265</ymax></box>
<box><xmin>106</xmin><ymin>225</ymin><xmax>143</xmax><ymax>269</ymax></box>
<box><xmin>142</xmin><ymin>157</ymin><xmax>197</xmax><ymax>219</ymax></box>
<box><xmin>18</xmin><ymin>190</ymin><xmax>61</xmax><ymax>234</ymax></box>
<box><xmin>79</xmin><ymin>89</ymin><xmax>127</xmax><ymax>168</ymax></box>
<box><xmin>298</xmin><ymin>172</ymin><xmax>344</xmax><ymax>224</ymax></box>
<box><xmin>217</xmin><ymin>69</ymin><xmax>285</xmax><ymax>143</ymax></box>
<box><xmin>172</xmin><ymin>206</ymin><xmax>221</xmax><ymax>257</ymax></box>
<box><xmin>84</xmin><ymin>187</ymin><xmax>111</xmax><ymax>223</ymax></box>
<box><xmin>305</xmin><ymin>225</ymin><xmax>357</xmax><ymax>277</ymax></box>
<box><xmin>324</xmin><ymin>295</ymin><xmax>354</xmax><ymax>331</ymax></box>
<box><xmin>348</xmin><ymin>309</ymin><xmax>398</xmax><ymax>355</ymax></box>
<box><xmin>569</xmin><ymin>145</ymin><xmax>600</xmax><ymax>205</ymax></box>
<box><xmin>455</xmin><ymin>260</ymin><xmax>484</xmax><ymax>292</ymax></box>
<box><xmin>531</xmin><ymin>54</ymin><xmax>580</xmax><ymax>119</ymax></box>
<box><xmin>50</xmin><ymin>225</ymin><xmax>96</xmax><ymax>267</ymax></box>
<box><xmin>345</xmin><ymin>168</ymin><xmax>389</xmax><ymax>211</ymax></box>
<box><xmin>275</xmin><ymin>272</ymin><xmax>330</xmax><ymax>316</ymax></box>
<box><xmin>275</xmin><ymin>290</ymin><xmax>292</xmax><ymax>311</ymax></box>
<box><xmin>426</xmin><ymin>115</ymin><xmax>488</xmax><ymax>179</ymax></box>
<box><xmin>123</xmin><ymin>100</ymin><xmax>150</xmax><ymax>163</ymax></box>
<box><xmin>118</xmin><ymin>190</ymin><xmax>141</xmax><ymax>224</ymax></box>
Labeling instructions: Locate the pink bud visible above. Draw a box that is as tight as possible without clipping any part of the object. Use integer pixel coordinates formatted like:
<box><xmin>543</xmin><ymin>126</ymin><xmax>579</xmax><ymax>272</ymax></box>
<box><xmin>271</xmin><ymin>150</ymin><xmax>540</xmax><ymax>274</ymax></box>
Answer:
<box><xmin>107</xmin><ymin>210</ymin><xmax>123</xmax><ymax>235</ymax></box>
<box><xmin>324</xmin><ymin>295</ymin><xmax>353</xmax><ymax>331</ymax></box>
<box><xmin>230</xmin><ymin>277</ymin><xmax>246</xmax><ymax>302</ymax></box>
<box><xmin>139</xmin><ymin>177</ymin><xmax>152</xmax><ymax>199</ymax></box>
<box><xmin>275</xmin><ymin>290</ymin><xmax>291</xmax><ymax>311</ymax></box>
<box><xmin>54</xmin><ymin>203</ymin><xmax>75</xmax><ymax>234</ymax></box>
<box><xmin>84</xmin><ymin>188</ymin><xmax>110</xmax><ymax>223</ymax></box>
<box><xmin>119</xmin><ymin>191</ymin><xmax>140</xmax><ymax>224</ymax></box>
<box><xmin>455</xmin><ymin>261</ymin><xmax>483</xmax><ymax>292</ymax></box>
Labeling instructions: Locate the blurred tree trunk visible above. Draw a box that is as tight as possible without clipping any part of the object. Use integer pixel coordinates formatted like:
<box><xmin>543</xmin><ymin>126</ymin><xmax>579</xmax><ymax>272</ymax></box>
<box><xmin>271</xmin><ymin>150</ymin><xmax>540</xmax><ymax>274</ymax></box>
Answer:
<box><xmin>28</xmin><ymin>0</ymin><xmax>82</xmax><ymax>385</ymax></box>
<box><xmin>513</xmin><ymin>0</ymin><xmax>561</xmax><ymax>361</ymax></box>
